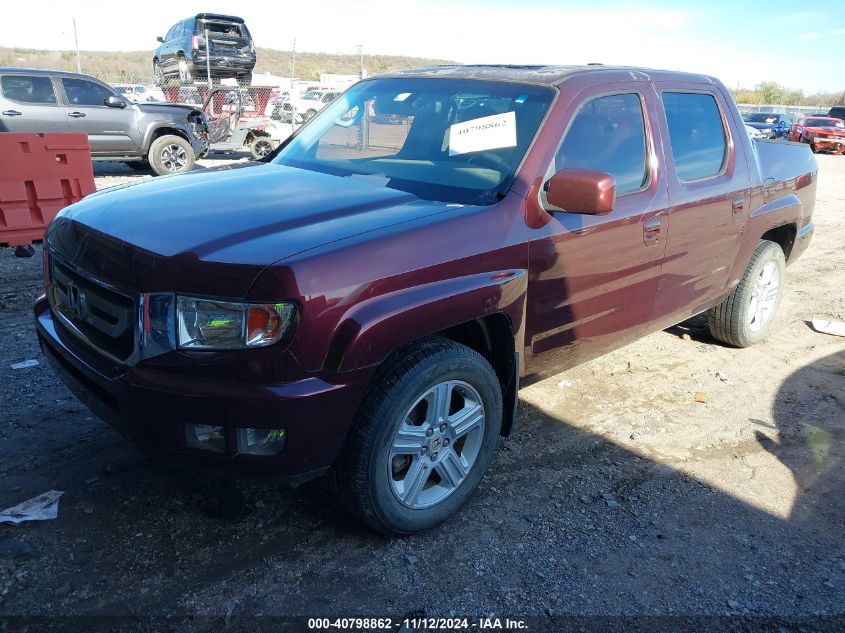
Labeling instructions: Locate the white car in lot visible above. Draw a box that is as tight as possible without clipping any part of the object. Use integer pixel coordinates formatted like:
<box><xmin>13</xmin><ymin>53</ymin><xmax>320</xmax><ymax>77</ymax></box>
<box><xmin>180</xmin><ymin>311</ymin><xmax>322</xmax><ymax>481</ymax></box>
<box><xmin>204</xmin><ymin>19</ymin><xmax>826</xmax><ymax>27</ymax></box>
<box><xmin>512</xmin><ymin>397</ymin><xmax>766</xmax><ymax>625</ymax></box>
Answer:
<box><xmin>113</xmin><ymin>83</ymin><xmax>167</xmax><ymax>103</ymax></box>
<box><xmin>281</xmin><ymin>87</ymin><xmax>342</xmax><ymax>123</ymax></box>
<box><xmin>745</xmin><ymin>124</ymin><xmax>766</xmax><ymax>139</ymax></box>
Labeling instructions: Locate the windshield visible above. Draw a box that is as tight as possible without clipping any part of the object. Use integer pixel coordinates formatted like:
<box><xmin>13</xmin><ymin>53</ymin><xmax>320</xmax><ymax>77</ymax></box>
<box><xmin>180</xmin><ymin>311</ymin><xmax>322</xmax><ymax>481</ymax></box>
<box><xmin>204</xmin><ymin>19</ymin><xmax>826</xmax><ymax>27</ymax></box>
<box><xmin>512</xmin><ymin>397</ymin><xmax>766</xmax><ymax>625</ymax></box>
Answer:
<box><xmin>806</xmin><ymin>118</ymin><xmax>843</xmax><ymax>128</ymax></box>
<box><xmin>744</xmin><ymin>113</ymin><xmax>779</xmax><ymax>123</ymax></box>
<box><xmin>272</xmin><ymin>78</ymin><xmax>555</xmax><ymax>205</ymax></box>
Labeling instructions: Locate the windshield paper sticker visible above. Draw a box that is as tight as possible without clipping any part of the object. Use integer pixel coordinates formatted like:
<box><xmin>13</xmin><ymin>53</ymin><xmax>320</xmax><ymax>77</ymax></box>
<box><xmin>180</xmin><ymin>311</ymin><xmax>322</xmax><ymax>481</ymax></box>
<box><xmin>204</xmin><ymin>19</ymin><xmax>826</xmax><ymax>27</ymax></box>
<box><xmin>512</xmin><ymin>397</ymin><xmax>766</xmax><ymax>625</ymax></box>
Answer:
<box><xmin>449</xmin><ymin>111</ymin><xmax>517</xmax><ymax>156</ymax></box>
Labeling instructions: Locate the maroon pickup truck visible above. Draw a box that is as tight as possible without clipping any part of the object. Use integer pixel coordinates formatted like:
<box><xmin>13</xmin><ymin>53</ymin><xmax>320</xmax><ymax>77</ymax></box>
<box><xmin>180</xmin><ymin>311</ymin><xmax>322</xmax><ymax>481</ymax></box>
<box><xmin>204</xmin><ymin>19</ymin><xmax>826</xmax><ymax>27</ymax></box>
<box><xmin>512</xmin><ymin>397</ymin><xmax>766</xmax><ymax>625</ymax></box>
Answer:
<box><xmin>35</xmin><ymin>65</ymin><xmax>816</xmax><ymax>534</ymax></box>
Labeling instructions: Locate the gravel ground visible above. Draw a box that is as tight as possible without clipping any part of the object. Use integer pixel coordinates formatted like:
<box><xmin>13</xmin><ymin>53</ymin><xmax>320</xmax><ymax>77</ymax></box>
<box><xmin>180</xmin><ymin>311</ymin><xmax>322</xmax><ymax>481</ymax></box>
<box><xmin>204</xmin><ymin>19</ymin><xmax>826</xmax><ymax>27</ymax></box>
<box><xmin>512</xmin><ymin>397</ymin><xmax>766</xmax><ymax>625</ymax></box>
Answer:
<box><xmin>0</xmin><ymin>154</ymin><xmax>843</xmax><ymax>632</ymax></box>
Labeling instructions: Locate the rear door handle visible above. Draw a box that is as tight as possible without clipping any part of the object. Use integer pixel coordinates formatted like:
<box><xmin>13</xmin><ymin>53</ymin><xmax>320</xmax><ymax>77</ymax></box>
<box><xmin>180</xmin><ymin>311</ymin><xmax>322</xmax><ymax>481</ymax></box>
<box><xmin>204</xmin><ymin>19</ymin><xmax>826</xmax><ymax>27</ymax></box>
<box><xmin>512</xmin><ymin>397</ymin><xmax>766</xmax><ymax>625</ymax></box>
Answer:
<box><xmin>2</xmin><ymin>110</ymin><xmax>22</xmax><ymax>116</ymax></box>
<box><xmin>68</xmin><ymin>111</ymin><xmax>86</xmax><ymax>118</ymax></box>
<box><xmin>643</xmin><ymin>217</ymin><xmax>662</xmax><ymax>246</ymax></box>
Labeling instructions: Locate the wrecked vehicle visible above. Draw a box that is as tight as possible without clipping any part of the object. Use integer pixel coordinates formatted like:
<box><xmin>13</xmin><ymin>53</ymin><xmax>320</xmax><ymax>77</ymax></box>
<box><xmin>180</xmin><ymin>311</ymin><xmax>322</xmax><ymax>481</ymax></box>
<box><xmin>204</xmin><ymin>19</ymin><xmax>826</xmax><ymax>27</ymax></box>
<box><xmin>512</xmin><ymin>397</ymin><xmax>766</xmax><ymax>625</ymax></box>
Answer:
<box><xmin>35</xmin><ymin>65</ymin><xmax>816</xmax><ymax>535</ymax></box>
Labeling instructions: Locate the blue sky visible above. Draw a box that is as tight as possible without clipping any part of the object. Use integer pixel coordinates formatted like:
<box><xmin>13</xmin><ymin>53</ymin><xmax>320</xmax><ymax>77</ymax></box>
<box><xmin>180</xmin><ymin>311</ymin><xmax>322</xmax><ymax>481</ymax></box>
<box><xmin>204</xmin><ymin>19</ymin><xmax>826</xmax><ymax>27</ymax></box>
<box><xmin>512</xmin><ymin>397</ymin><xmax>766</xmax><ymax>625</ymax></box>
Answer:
<box><xmin>3</xmin><ymin>0</ymin><xmax>844</xmax><ymax>93</ymax></box>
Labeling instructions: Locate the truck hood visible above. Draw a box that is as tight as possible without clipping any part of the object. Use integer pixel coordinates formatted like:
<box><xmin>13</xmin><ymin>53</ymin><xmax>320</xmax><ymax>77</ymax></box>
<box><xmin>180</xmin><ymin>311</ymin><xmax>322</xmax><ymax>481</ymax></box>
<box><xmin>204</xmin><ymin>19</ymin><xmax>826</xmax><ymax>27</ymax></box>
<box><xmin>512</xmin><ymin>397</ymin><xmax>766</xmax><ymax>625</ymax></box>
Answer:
<box><xmin>745</xmin><ymin>121</ymin><xmax>778</xmax><ymax>130</ymax></box>
<box><xmin>47</xmin><ymin>163</ymin><xmax>456</xmax><ymax>296</ymax></box>
<box><xmin>804</xmin><ymin>126</ymin><xmax>845</xmax><ymax>135</ymax></box>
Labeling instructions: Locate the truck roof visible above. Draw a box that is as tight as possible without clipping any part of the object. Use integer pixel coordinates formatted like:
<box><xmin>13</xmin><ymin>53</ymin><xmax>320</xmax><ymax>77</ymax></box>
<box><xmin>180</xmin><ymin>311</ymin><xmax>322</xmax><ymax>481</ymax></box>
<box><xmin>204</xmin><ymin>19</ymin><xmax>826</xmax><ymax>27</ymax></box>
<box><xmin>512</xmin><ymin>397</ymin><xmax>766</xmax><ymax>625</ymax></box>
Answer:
<box><xmin>0</xmin><ymin>67</ymin><xmax>104</xmax><ymax>82</ymax></box>
<box><xmin>377</xmin><ymin>64</ymin><xmax>721</xmax><ymax>87</ymax></box>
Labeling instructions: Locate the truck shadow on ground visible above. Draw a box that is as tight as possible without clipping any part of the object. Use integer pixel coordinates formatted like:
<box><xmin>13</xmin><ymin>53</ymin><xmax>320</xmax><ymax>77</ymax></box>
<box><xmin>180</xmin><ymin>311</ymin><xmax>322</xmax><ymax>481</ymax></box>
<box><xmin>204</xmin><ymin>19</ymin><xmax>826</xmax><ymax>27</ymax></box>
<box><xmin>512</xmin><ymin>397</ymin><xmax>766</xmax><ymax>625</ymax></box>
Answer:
<box><xmin>1</xmin><ymin>351</ymin><xmax>843</xmax><ymax>627</ymax></box>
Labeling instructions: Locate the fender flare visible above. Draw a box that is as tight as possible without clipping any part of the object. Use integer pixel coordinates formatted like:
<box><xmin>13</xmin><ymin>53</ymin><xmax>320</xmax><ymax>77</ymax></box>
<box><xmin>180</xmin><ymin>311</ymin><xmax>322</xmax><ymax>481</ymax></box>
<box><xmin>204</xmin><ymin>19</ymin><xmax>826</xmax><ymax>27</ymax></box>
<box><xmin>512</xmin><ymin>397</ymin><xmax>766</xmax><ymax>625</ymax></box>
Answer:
<box><xmin>324</xmin><ymin>269</ymin><xmax>527</xmax><ymax>373</ymax></box>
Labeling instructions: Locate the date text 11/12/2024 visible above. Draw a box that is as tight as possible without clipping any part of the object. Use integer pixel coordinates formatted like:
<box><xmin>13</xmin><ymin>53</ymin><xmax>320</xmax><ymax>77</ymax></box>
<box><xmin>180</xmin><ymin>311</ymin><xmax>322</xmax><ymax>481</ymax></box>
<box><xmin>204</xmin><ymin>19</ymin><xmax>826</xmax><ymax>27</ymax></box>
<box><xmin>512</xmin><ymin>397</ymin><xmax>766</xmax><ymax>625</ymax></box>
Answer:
<box><xmin>307</xmin><ymin>617</ymin><xmax>529</xmax><ymax>630</ymax></box>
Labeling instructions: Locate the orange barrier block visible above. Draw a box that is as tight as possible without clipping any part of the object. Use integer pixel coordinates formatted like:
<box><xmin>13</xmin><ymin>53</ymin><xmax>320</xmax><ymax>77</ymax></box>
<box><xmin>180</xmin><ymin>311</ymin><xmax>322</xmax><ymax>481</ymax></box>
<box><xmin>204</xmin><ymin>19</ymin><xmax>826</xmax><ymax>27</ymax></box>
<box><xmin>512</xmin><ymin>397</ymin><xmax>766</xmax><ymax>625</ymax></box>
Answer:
<box><xmin>0</xmin><ymin>133</ymin><xmax>95</xmax><ymax>248</ymax></box>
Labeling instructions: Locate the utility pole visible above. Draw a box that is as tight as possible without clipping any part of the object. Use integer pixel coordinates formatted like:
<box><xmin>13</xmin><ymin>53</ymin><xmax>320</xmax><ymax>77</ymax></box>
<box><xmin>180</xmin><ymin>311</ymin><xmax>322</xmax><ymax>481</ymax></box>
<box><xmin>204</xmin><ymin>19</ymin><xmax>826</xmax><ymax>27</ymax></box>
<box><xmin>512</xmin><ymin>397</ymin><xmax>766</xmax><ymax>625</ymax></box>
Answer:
<box><xmin>72</xmin><ymin>17</ymin><xmax>82</xmax><ymax>73</ymax></box>
<box><xmin>357</xmin><ymin>44</ymin><xmax>364</xmax><ymax>79</ymax></box>
<box><xmin>290</xmin><ymin>38</ymin><xmax>296</xmax><ymax>86</ymax></box>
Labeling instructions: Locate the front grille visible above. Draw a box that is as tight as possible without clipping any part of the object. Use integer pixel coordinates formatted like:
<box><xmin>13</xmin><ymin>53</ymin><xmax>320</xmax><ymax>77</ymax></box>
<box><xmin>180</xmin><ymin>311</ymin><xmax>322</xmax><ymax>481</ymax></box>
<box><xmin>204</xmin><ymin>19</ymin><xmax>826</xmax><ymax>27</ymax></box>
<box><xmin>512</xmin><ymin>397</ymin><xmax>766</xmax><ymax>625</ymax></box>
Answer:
<box><xmin>49</xmin><ymin>258</ymin><xmax>136</xmax><ymax>361</ymax></box>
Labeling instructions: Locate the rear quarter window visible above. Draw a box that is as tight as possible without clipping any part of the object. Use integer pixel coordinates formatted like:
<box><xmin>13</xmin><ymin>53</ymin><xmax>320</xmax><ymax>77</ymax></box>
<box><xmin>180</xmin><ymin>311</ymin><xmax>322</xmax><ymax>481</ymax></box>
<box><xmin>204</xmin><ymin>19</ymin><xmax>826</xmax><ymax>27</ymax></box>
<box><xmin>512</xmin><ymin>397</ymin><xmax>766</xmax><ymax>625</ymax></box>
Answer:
<box><xmin>662</xmin><ymin>92</ymin><xmax>727</xmax><ymax>182</ymax></box>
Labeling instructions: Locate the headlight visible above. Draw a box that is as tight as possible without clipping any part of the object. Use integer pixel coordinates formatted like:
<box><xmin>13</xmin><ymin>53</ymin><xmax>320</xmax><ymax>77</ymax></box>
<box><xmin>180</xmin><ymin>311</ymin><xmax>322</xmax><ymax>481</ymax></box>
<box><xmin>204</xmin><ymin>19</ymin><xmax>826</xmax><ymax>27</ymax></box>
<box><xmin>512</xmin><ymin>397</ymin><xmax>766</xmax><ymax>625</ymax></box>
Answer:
<box><xmin>176</xmin><ymin>296</ymin><xmax>295</xmax><ymax>350</ymax></box>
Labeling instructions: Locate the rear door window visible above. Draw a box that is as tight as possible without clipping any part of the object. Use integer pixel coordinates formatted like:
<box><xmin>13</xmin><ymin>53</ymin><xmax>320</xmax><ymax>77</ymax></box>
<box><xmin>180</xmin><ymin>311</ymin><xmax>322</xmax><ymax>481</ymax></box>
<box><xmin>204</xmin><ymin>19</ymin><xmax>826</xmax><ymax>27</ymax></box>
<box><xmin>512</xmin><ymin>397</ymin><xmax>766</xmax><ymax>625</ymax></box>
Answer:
<box><xmin>62</xmin><ymin>78</ymin><xmax>114</xmax><ymax>106</ymax></box>
<box><xmin>1</xmin><ymin>76</ymin><xmax>57</xmax><ymax>104</ymax></box>
<box><xmin>554</xmin><ymin>92</ymin><xmax>649</xmax><ymax>194</ymax></box>
<box><xmin>661</xmin><ymin>92</ymin><xmax>727</xmax><ymax>182</ymax></box>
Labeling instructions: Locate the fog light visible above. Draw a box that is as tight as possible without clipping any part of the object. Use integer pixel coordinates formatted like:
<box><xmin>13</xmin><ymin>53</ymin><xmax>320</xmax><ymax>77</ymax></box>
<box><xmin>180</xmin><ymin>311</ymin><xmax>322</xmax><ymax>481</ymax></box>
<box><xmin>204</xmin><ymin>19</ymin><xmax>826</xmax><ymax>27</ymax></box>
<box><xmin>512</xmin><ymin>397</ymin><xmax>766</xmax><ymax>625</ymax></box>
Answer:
<box><xmin>185</xmin><ymin>423</ymin><xmax>226</xmax><ymax>453</ymax></box>
<box><xmin>237</xmin><ymin>428</ymin><xmax>286</xmax><ymax>456</ymax></box>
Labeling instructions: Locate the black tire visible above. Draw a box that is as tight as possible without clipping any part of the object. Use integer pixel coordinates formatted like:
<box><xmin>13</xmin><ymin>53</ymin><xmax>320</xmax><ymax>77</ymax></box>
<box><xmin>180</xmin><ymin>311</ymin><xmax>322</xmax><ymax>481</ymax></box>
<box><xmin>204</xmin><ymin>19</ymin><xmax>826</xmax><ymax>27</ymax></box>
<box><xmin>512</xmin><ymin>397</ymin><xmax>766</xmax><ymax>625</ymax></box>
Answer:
<box><xmin>249</xmin><ymin>137</ymin><xmax>275</xmax><ymax>160</ymax></box>
<box><xmin>148</xmin><ymin>135</ymin><xmax>195</xmax><ymax>176</ymax></box>
<box><xmin>153</xmin><ymin>60</ymin><xmax>164</xmax><ymax>87</ymax></box>
<box><xmin>177</xmin><ymin>56</ymin><xmax>193</xmax><ymax>84</ymax></box>
<box><xmin>707</xmin><ymin>240</ymin><xmax>786</xmax><ymax>347</ymax></box>
<box><xmin>124</xmin><ymin>160</ymin><xmax>151</xmax><ymax>172</ymax></box>
<box><xmin>331</xmin><ymin>337</ymin><xmax>502</xmax><ymax>535</ymax></box>
<box><xmin>238</xmin><ymin>72</ymin><xmax>253</xmax><ymax>87</ymax></box>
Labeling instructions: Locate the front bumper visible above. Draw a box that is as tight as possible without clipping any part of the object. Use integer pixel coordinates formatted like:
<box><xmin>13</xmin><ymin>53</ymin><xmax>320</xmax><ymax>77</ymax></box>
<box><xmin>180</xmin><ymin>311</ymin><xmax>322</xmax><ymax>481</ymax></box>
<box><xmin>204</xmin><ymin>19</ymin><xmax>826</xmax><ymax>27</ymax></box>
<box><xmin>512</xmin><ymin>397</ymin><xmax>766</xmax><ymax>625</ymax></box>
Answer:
<box><xmin>812</xmin><ymin>137</ymin><xmax>845</xmax><ymax>154</ymax></box>
<box><xmin>189</xmin><ymin>134</ymin><xmax>209</xmax><ymax>158</ymax></box>
<box><xmin>34</xmin><ymin>295</ymin><xmax>367</xmax><ymax>479</ymax></box>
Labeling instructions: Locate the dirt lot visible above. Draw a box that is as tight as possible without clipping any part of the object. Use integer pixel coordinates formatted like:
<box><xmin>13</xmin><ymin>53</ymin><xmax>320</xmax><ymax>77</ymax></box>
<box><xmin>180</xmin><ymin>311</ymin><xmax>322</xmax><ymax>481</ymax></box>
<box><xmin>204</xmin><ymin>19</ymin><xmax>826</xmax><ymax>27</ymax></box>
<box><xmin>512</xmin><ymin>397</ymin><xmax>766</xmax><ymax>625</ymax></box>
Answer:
<box><xmin>0</xmin><ymin>155</ymin><xmax>843</xmax><ymax>632</ymax></box>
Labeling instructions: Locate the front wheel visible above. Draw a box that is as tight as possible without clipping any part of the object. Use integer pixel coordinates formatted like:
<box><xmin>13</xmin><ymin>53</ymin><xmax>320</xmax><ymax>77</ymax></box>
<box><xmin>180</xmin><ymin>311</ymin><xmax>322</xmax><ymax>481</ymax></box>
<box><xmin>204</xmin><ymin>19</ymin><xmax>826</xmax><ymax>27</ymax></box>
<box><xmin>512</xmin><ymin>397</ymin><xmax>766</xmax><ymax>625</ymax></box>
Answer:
<box><xmin>331</xmin><ymin>338</ymin><xmax>502</xmax><ymax>535</ymax></box>
<box><xmin>707</xmin><ymin>240</ymin><xmax>786</xmax><ymax>347</ymax></box>
<box><xmin>148</xmin><ymin>135</ymin><xmax>195</xmax><ymax>176</ymax></box>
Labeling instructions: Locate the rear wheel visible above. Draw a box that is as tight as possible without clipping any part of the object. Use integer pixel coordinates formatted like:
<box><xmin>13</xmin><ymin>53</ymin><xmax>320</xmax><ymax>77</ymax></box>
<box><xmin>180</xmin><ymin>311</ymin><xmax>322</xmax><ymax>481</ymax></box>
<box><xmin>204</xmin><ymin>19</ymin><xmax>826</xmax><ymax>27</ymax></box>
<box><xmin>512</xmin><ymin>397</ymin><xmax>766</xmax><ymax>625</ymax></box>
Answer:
<box><xmin>148</xmin><ymin>135</ymin><xmax>195</xmax><ymax>176</ymax></box>
<box><xmin>153</xmin><ymin>61</ymin><xmax>164</xmax><ymax>87</ymax></box>
<box><xmin>707</xmin><ymin>240</ymin><xmax>786</xmax><ymax>347</ymax></box>
<box><xmin>177</xmin><ymin>57</ymin><xmax>193</xmax><ymax>83</ymax></box>
<box><xmin>248</xmin><ymin>137</ymin><xmax>275</xmax><ymax>160</ymax></box>
<box><xmin>331</xmin><ymin>338</ymin><xmax>502</xmax><ymax>535</ymax></box>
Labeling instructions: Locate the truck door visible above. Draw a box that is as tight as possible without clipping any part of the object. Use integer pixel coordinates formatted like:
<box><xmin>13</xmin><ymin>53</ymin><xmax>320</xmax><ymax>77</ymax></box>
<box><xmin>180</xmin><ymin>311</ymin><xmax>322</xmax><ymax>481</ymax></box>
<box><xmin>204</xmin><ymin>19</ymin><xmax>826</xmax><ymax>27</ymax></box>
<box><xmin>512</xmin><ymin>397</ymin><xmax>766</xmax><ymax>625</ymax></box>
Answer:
<box><xmin>0</xmin><ymin>74</ymin><xmax>67</xmax><ymax>133</ymax></box>
<box><xmin>59</xmin><ymin>77</ymin><xmax>139</xmax><ymax>155</ymax></box>
<box><xmin>649</xmin><ymin>86</ymin><xmax>750</xmax><ymax>325</ymax></box>
<box><xmin>524</xmin><ymin>86</ymin><xmax>670</xmax><ymax>377</ymax></box>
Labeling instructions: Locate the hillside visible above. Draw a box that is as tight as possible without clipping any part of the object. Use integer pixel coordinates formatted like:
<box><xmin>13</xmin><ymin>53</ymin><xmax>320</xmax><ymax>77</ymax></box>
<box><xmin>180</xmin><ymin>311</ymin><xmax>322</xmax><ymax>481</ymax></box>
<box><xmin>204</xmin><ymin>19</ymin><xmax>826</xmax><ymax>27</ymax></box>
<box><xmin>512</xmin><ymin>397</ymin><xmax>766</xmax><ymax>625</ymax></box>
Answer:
<box><xmin>0</xmin><ymin>46</ymin><xmax>456</xmax><ymax>84</ymax></box>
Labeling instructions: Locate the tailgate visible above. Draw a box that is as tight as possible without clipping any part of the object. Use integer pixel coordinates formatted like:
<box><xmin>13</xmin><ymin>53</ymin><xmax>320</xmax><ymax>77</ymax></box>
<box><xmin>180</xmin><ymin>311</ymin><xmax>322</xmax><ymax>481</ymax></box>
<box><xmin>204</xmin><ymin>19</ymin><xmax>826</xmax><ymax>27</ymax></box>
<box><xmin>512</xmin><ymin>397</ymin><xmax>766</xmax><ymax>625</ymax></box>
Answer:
<box><xmin>199</xmin><ymin>19</ymin><xmax>251</xmax><ymax>53</ymax></box>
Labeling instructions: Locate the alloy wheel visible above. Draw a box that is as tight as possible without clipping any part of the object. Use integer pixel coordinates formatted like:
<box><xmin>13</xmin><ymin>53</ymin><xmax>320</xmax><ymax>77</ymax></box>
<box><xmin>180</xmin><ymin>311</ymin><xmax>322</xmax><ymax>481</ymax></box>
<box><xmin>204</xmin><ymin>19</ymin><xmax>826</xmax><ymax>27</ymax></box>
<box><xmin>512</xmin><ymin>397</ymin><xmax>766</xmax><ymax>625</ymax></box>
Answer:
<box><xmin>160</xmin><ymin>144</ymin><xmax>188</xmax><ymax>172</ymax></box>
<box><xmin>388</xmin><ymin>380</ymin><xmax>486</xmax><ymax>509</ymax></box>
<box><xmin>747</xmin><ymin>261</ymin><xmax>780</xmax><ymax>332</ymax></box>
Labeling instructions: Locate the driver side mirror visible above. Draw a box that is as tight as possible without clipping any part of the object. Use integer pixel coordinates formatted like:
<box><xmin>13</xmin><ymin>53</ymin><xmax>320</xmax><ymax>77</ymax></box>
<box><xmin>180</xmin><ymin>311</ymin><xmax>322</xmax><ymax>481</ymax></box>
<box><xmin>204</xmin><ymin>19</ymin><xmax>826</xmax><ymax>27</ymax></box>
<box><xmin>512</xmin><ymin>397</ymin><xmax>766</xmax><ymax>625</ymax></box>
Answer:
<box><xmin>157</xmin><ymin>36</ymin><xmax>164</xmax><ymax>43</ymax></box>
<box><xmin>105</xmin><ymin>95</ymin><xmax>127</xmax><ymax>109</ymax></box>
<box><xmin>544</xmin><ymin>168</ymin><xmax>616</xmax><ymax>215</ymax></box>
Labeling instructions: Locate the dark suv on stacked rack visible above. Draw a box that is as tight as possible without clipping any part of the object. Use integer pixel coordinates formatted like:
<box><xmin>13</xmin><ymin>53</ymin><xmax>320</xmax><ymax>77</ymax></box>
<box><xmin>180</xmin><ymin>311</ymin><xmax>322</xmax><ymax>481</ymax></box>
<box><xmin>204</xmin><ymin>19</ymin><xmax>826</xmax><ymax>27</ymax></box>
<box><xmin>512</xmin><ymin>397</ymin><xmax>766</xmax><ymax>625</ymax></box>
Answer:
<box><xmin>153</xmin><ymin>14</ymin><xmax>257</xmax><ymax>86</ymax></box>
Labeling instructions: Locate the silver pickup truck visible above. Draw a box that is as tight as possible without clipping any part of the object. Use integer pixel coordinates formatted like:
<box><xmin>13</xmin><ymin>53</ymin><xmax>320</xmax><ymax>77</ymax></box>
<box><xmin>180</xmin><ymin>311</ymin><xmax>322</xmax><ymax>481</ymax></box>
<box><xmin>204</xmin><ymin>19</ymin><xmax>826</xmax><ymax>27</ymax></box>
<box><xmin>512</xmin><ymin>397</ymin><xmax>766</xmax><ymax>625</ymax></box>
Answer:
<box><xmin>0</xmin><ymin>67</ymin><xmax>208</xmax><ymax>175</ymax></box>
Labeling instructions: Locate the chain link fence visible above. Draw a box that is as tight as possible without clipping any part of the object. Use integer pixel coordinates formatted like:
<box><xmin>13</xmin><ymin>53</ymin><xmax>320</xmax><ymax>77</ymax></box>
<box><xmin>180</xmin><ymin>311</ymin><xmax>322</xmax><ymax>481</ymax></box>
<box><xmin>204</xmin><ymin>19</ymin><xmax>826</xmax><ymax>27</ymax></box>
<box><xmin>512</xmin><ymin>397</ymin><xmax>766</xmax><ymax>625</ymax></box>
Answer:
<box><xmin>737</xmin><ymin>103</ymin><xmax>833</xmax><ymax>120</ymax></box>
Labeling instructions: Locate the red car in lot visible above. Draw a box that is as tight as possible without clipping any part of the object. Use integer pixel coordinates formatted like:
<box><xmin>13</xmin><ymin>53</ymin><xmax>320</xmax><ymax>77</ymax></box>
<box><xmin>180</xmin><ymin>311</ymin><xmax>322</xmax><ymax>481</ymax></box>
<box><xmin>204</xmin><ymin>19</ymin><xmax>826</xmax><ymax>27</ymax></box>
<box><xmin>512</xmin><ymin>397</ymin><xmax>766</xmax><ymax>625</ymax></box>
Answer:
<box><xmin>788</xmin><ymin>116</ymin><xmax>845</xmax><ymax>153</ymax></box>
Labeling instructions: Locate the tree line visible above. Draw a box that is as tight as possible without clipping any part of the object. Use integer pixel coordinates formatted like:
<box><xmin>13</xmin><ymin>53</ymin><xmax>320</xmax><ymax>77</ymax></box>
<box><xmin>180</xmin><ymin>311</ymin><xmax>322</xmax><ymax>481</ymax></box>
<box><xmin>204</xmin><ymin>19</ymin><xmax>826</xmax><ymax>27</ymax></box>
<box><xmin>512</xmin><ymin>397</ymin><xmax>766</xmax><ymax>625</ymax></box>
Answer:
<box><xmin>731</xmin><ymin>81</ymin><xmax>844</xmax><ymax>107</ymax></box>
<box><xmin>2</xmin><ymin>48</ymin><xmax>842</xmax><ymax>107</ymax></box>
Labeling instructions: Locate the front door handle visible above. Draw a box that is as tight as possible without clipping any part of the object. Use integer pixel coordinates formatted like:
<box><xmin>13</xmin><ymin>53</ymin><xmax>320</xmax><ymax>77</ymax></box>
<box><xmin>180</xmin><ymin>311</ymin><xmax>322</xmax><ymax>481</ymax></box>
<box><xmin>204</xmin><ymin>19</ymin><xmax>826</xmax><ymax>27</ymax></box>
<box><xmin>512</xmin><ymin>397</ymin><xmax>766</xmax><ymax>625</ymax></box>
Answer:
<box><xmin>2</xmin><ymin>110</ymin><xmax>22</xmax><ymax>116</ymax></box>
<box><xmin>68</xmin><ymin>111</ymin><xmax>86</xmax><ymax>118</ymax></box>
<box><xmin>732</xmin><ymin>197</ymin><xmax>745</xmax><ymax>215</ymax></box>
<box><xmin>643</xmin><ymin>217</ymin><xmax>662</xmax><ymax>246</ymax></box>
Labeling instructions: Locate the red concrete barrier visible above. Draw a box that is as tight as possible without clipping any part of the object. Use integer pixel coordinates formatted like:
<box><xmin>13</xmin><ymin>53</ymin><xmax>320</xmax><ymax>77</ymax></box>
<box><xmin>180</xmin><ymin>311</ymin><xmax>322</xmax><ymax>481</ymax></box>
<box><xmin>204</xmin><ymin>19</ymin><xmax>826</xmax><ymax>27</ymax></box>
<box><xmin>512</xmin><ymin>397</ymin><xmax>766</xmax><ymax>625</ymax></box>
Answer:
<box><xmin>0</xmin><ymin>132</ymin><xmax>95</xmax><ymax>249</ymax></box>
